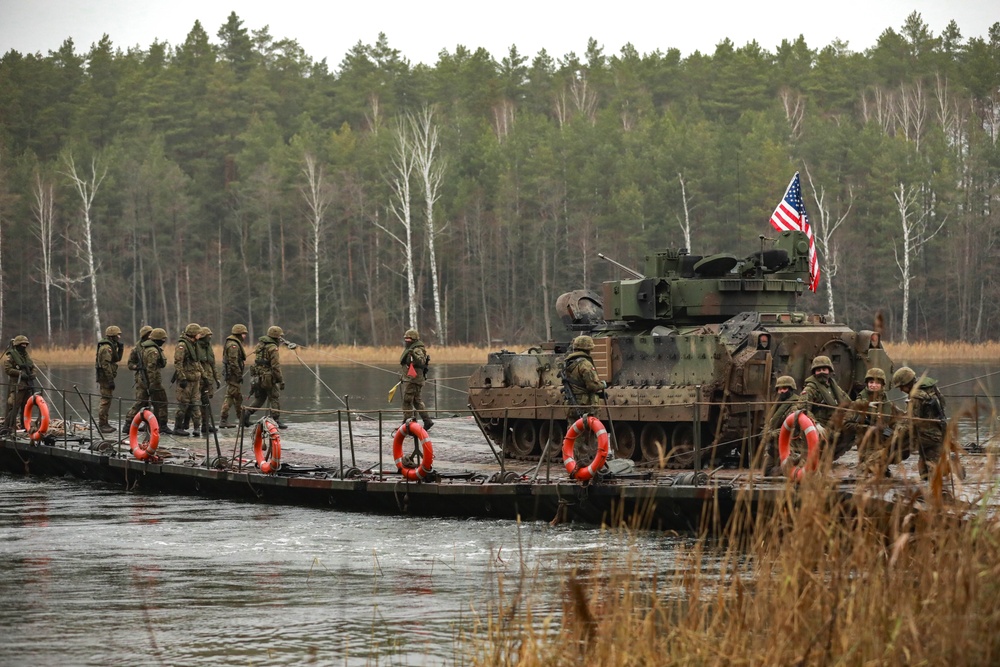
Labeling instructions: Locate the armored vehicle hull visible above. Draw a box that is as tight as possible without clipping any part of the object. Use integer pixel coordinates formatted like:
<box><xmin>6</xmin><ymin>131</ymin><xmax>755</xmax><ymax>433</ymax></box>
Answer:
<box><xmin>468</xmin><ymin>231</ymin><xmax>893</xmax><ymax>467</ymax></box>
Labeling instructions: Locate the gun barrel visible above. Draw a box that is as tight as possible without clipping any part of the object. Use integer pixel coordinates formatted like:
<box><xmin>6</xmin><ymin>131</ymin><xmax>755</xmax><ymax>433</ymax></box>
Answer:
<box><xmin>597</xmin><ymin>253</ymin><xmax>645</xmax><ymax>279</ymax></box>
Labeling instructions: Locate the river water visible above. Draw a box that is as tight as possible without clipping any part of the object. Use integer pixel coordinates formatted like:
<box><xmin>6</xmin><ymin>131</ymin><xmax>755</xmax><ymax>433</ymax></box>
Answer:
<box><xmin>2</xmin><ymin>361</ymin><xmax>998</xmax><ymax>665</ymax></box>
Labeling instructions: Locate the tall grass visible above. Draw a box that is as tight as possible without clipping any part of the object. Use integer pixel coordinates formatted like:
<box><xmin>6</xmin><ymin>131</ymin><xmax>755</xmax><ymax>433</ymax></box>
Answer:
<box><xmin>466</xmin><ymin>472</ymin><xmax>1000</xmax><ymax>665</ymax></box>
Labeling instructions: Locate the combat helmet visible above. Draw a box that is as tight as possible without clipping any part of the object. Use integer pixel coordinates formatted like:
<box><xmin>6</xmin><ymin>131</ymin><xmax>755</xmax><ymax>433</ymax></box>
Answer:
<box><xmin>892</xmin><ymin>366</ymin><xmax>916</xmax><ymax>388</ymax></box>
<box><xmin>138</xmin><ymin>325</ymin><xmax>153</xmax><ymax>339</ymax></box>
<box><xmin>12</xmin><ymin>335</ymin><xmax>29</xmax><ymax>346</ymax></box>
<box><xmin>404</xmin><ymin>328</ymin><xmax>419</xmax><ymax>340</ymax></box>
<box><xmin>775</xmin><ymin>375</ymin><xmax>797</xmax><ymax>390</ymax></box>
<box><xmin>573</xmin><ymin>335</ymin><xmax>595</xmax><ymax>351</ymax></box>
<box><xmin>267</xmin><ymin>326</ymin><xmax>284</xmax><ymax>339</ymax></box>
<box><xmin>150</xmin><ymin>328</ymin><xmax>168</xmax><ymax>342</ymax></box>
<box><xmin>810</xmin><ymin>355</ymin><xmax>833</xmax><ymax>372</ymax></box>
<box><xmin>231</xmin><ymin>324</ymin><xmax>248</xmax><ymax>335</ymax></box>
<box><xmin>184</xmin><ymin>322</ymin><xmax>202</xmax><ymax>337</ymax></box>
<box><xmin>200</xmin><ymin>326</ymin><xmax>213</xmax><ymax>337</ymax></box>
<box><xmin>864</xmin><ymin>367</ymin><xmax>887</xmax><ymax>385</ymax></box>
<box><xmin>105</xmin><ymin>325</ymin><xmax>122</xmax><ymax>337</ymax></box>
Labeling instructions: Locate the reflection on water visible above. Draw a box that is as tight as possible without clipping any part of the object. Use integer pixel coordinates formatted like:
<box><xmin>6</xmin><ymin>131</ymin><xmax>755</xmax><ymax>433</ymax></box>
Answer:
<box><xmin>0</xmin><ymin>475</ymin><xmax>692</xmax><ymax>666</ymax></box>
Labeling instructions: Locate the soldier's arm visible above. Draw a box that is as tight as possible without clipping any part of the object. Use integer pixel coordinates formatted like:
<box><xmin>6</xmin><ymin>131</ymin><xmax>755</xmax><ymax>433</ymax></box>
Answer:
<box><xmin>270</xmin><ymin>348</ymin><xmax>283</xmax><ymax>384</ymax></box>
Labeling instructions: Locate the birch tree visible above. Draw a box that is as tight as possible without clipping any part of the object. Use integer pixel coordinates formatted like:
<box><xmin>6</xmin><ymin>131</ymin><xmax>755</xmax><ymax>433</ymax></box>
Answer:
<box><xmin>60</xmin><ymin>151</ymin><xmax>107</xmax><ymax>340</ymax></box>
<box><xmin>677</xmin><ymin>172</ymin><xmax>693</xmax><ymax>250</ymax></box>
<box><xmin>804</xmin><ymin>168</ymin><xmax>852</xmax><ymax>322</ymax></box>
<box><xmin>375</xmin><ymin>117</ymin><xmax>418</xmax><ymax>328</ymax></box>
<box><xmin>409</xmin><ymin>106</ymin><xmax>447</xmax><ymax>345</ymax></box>
<box><xmin>32</xmin><ymin>171</ymin><xmax>58</xmax><ymax>345</ymax></box>
<box><xmin>301</xmin><ymin>152</ymin><xmax>334</xmax><ymax>344</ymax></box>
<box><xmin>892</xmin><ymin>182</ymin><xmax>946</xmax><ymax>343</ymax></box>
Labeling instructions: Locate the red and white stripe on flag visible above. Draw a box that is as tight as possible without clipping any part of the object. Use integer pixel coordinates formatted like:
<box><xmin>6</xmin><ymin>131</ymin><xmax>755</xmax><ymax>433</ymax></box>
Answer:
<box><xmin>768</xmin><ymin>172</ymin><xmax>819</xmax><ymax>292</ymax></box>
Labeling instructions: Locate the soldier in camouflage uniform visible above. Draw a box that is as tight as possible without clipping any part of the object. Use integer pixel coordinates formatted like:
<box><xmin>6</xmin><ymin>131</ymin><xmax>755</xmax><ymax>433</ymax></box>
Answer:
<box><xmin>219</xmin><ymin>324</ymin><xmax>248</xmax><ymax>428</ymax></box>
<box><xmin>561</xmin><ymin>335</ymin><xmax>606</xmax><ymax>418</ymax></box>
<box><xmin>243</xmin><ymin>325</ymin><xmax>286</xmax><ymax>428</ymax></box>
<box><xmin>794</xmin><ymin>355</ymin><xmax>853</xmax><ymax>460</ymax></box>
<box><xmin>759</xmin><ymin>375</ymin><xmax>798</xmax><ymax>476</ymax></box>
<box><xmin>172</xmin><ymin>322</ymin><xmax>203</xmax><ymax>436</ymax></box>
<box><xmin>845</xmin><ymin>367</ymin><xmax>900</xmax><ymax>478</ymax></box>
<box><xmin>141</xmin><ymin>328</ymin><xmax>171</xmax><ymax>432</ymax></box>
<box><xmin>891</xmin><ymin>366</ymin><xmax>956</xmax><ymax>482</ymax></box>
<box><xmin>122</xmin><ymin>325</ymin><xmax>153</xmax><ymax>431</ymax></box>
<box><xmin>96</xmin><ymin>325</ymin><xmax>124</xmax><ymax>433</ymax></box>
<box><xmin>195</xmin><ymin>326</ymin><xmax>220</xmax><ymax>434</ymax></box>
<box><xmin>399</xmin><ymin>328</ymin><xmax>433</xmax><ymax>429</ymax></box>
<box><xmin>3</xmin><ymin>335</ymin><xmax>35</xmax><ymax>432</ymax></box>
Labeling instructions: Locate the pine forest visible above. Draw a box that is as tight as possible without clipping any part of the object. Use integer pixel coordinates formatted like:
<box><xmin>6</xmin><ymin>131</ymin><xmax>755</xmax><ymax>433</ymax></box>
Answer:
<box><xmin>0</xmin><ymin>12</ymin><xmax>998</xmax><ymax>348</ymax></box>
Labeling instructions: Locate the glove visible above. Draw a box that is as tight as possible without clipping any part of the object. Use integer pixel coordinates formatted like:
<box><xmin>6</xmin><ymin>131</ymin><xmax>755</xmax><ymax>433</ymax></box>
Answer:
<box><xmin>278</xmin><ymin>381</ymin><xmax>286</xmax><ymax>390</ymax></box>
<box><xmin>109</xmin><ymin>381</ymin><xmax>115</xmax><ymax>391</ymax></box>
<box><xmin>215</xmin><ymin>379</ymin><xmax>221</xmax><ymax>389</ymax></box>
<box><xmin>179</xmin><ymin>379</ymin><xmax>188</xmax><ymax>389</ymax></box>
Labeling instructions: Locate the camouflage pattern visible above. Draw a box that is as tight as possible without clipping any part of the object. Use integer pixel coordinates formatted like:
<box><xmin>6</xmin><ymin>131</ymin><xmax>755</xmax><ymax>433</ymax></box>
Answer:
<box><xmin>122</xmin><ymin>327</ymin><xmax>154</xmax><ymax>427</ymax></box>
<box><xmin>195</xmin><ymin>329</ymin><xmax>219</xmax><ymax>431</ymax></box>
<box><xmin>561</xmin><ymin>350</ymin><xmax>604</xmax><ymax>416</ymax></box>
<box><xmin>3</xmin><ymin>341</ymin><xmax>34</xmax><ymax>430</ymax></box>
<box><xmin>846</xmin><ymin>385</ymin><xmax>900</xmax><ymax>477</ymax></box>
<box><xmin>467</xmin><ymin>230</ymin><xmax>895</xmax><ymax>466</ymax></box>
<box><xmin>759</xmin><ymin>390</ymin><xmax>798</xmax><ymax>476</ymax></box>
<box><xmin>892</xmin><ymin>377</ymin><xmax>949</xmax><ymax>481</ymax></box>
<box><xmin>125</xmin><ymin>339</ymin><xmax>169</xmax><ymax>430</ymax></box>
<box><xmin>399</xmin><ymin>335</ymin><xmax>431</xmax><ymax>423</ymax></box>
<box><xmin>219</xmin><ymin>330</ymin><xmax>247</xmax><ymax>426</ymax></box>
<box><xmin>96</xmin><ymin>334</ymin><xmax>123</xmax><ymax>429</ymax></box>
<box><xmin>795</xmin><ymin>371</ymin><xmax>853</xmax><ymax>459</ymax></box>
<box><xmin>173</xmin><ymin>332</ymin><xmax>203</xmax><ymax>431</ymax></box>
<box><xmin>244</xmin><ymin>335</ymin><xmax>283</xmax><ymax>423</ymax></box>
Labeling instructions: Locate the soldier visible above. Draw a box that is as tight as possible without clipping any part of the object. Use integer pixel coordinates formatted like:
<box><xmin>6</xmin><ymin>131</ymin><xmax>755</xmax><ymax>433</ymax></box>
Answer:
<box><xmin>139</xmin><ymin>328</ymin><xmax>171</xmax><ymax>432</ymax></box>
<box><xmin>759</xmin><ymin>375</ymin><xmax>798</xmax><ymax>476</ymax></box>
<box><xmin>399</xmin><ymin>328</ymin><xmax>433</xmax><ymax>429</ymax></box>
<box><xmin>3</xmin><ymin>335</ymin><xmax>35</xmax><ymax>432</ymax></box>
<box><xmin>795</xmin><ymin>354</ymin><xmax>853</xmax><ymax>460</ymax></box>
<box><xmin>96</xmin><ymin>325</ymin><xmax>124</xmax><ymax>433</ymax></box>
<box><xmin>243</xmin><ymin>325</ymin><xmax>286</xmax><ymax>428</ymax></box>
<box><xmin>219</xmin><ymin>324</ymin><xmax>248</xmax><ymax>429</ymax></box>
<box><xmin>196</xmin><ymin>326</ymin><xmax>220</xmax><ymax>434</ymax></box>
<box><xmin>172</xmin><ymin>322</ymin><xmax>203</xmax><ymax>436</ymax></box>
<box><xmin>846</xmin><ymin>368</ymin><xmax>899</xmax><ymax>477</ymax></box>
<box><xmin>122</xmin><ymin>325</ymin><xmax>153</xmax><ymax>431</ymax></box>
<box><xmin>561</xmin><ymin>335</ymin><xmax>606</xmax><ymax>418</ymax></box>
<box><xmin>891</xmin><ymin>366</ymin><xmax>956</xmax><ymax>482</ymax></box>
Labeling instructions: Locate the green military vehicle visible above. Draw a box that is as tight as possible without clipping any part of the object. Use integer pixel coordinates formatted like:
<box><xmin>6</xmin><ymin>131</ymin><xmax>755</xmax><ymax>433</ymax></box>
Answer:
<box><xmin>467</xmin><ymin>230</ymin><xmax>894</xmax><ymax>467</ymax></box>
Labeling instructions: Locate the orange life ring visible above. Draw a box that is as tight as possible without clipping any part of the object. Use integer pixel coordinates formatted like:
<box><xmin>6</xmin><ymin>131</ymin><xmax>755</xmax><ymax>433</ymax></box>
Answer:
<box><xmin>778</xmin><ymin>410</ymin><xmax>821</xmax><ymax>481</ymax></box>
<box><xmin>253</xmin><ymin>418</ymin><xmax>282</xmax><ymax>474</ymax></box>
<box><xmin>23</xmin><ymin>393</ymin><xmax>50</xmax><ymax>442</ymax></box>
<box><xmin>392</xmin><ymin>421</ymin><xmax>434</xmax><ymax>481</ymax></box>
<box><xmin>562</xmin><ymin>416</ymin><xmax>610</xmax><ymax>482</ymax></box>
<box><xmin>129</xmin><ymin>409</ymin><xmax>160</xmax><ymax>460</ymax></box>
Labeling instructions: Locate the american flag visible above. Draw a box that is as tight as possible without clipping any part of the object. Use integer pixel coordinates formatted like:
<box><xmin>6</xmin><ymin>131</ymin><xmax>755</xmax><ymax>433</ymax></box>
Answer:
<box><xmin>769</xmin><ymin>172</ymin><xmax>819</xmax><ymax>292</ymax></box>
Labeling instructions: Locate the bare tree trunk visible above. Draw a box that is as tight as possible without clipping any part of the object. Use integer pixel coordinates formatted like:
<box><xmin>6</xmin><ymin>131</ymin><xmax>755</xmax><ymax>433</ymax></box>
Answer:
<box><xmin>60</xmin><ymin>151</ymin><xmax>107</xmax><ymax>340</ymax></box>
<box><xmin>677</xmin><ymin>172</ymin><xmax>693</xmax><ymax>250</ymax></box>
<box><xmin>301</xmin><ymin>153</ymin><xmax>334</xmax><ymax>345</ymax></box>
<box><xmin>804</xmin><ymin>168</ymin><xmax>852</xmax><ymax>322</ymax></box>
<box><xmin>376</xmin><ymin>116</ymin><xmax>419</xmax><ymax>329</ymax></box>
<box><xmin>892</xmin><ymin>182</ymin><xmax>947</xmax><ymax>343</ymax></box>
<box><xmin>410</xmin><ymin>106</ymin><xmax>447</xmax><ymax>345</ymax></box>
<box><xmin>32</xmin><ymin>172</ymin><xmax>56</xmax><ymax>345</ymax></box>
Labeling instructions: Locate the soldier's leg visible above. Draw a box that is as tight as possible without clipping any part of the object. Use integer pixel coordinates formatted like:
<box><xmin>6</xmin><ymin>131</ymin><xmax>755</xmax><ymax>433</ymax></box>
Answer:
<box><xmin>242</xmin><ymin>387</ymin><xmax>264</xmax><ymax>426</ymax></box>
<box><xmin>918</xmin><ymin>439</ymin><xmax>943</xmax><ymax>482</ymax></box>
<box><xmin>150</xmin><ymin>388</ymin><xmax>170</xmax><ymax>433</ymax></box>
<box><xmin>413</xmin><ymin>387</ymin><xmax>433</xmax><ymax>429</ymax></box>
<box><xmin>98</xmin><ymin>384</ymin><xmax>114</xmax><ymax>430</ymax></box>
<box><xmin>123</xmin><ymin>385</ymin><xmax>150</xmax><ymax>433</ymax></box>
<box><xmin>402</xmin><ymin>383</ymin><xmax>417</xmax><ymax>422</ymax></box>
<box><xmin>267</xmin><ymin>386</ymin><xmax>284</xmax><ymax>427</ymax></box>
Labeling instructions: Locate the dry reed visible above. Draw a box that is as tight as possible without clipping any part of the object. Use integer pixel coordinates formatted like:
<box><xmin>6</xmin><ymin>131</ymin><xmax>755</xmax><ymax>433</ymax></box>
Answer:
<box><xmin>464</xmin><ymin>457</ymin><xmax>1000</xmax><ymax>665</ymax></box>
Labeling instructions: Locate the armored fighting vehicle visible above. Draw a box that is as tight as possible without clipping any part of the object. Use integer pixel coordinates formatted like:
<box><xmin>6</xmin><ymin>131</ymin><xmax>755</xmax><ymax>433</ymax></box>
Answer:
<box><xmin>467</xmin><ymin>230</ymin><xmax>894</xmax><ymax>467</ymax></box>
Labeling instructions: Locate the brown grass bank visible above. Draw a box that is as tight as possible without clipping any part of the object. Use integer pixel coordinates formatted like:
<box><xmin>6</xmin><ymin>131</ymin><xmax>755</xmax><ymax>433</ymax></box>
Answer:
<box><xmin>26</xmin><ymin>340</ymin><xmax>1000</xmax><ymax>367</ymax></box>
<box><xmin>466</xmin><ymin>474</ymin><xmax>1000</xmax><ymax>666</ymax></box>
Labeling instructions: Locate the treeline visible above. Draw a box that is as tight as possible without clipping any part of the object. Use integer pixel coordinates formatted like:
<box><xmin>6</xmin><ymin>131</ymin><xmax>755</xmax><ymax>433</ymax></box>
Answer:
<box><xmin>0</xmin><ymin>12</ymin><xmax>998</xmax><ymax>347</ymax></box>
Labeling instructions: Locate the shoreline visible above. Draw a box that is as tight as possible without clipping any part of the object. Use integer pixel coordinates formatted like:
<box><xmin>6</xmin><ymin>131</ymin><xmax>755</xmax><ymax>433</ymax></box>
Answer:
<box><xmin>22</xmin><ymin>340</ymin><xmax>1000</xmax><ymax>367</ymax></box>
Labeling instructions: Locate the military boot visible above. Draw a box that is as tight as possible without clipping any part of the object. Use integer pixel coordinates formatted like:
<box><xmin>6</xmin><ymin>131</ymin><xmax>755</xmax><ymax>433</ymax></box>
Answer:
<box><xmin>423</xmin><ymin>419</ymin><xmax>435</xmax><ymax>431</ymax></box>
<box><xmin>98</xmin><ymin>422</ymin><xmax>116</xmax><ymax>434</ymax></box>
<box><xmin>242</xmin><ymin>410</ymin><xmax>254</xmax><ymax>427</ymax></box>
<box><xmin>218</xmin><ymin>419</ymin><xmax>232</xmax><ymax>429</ymax></box>
<box><xmin>172</xmin><ymin>416</ymin><xmax>189</xmax><ymax>437</ymax></box>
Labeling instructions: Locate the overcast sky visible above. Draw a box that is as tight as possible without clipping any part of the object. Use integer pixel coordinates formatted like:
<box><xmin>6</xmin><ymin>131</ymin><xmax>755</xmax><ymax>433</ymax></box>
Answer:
<box><xmin>0</xmin><ymin>1</ymin><xmax>996</xmax><ymax>68</ymax></box>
